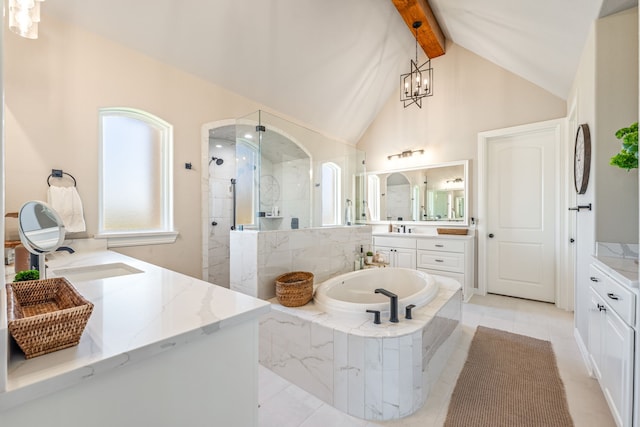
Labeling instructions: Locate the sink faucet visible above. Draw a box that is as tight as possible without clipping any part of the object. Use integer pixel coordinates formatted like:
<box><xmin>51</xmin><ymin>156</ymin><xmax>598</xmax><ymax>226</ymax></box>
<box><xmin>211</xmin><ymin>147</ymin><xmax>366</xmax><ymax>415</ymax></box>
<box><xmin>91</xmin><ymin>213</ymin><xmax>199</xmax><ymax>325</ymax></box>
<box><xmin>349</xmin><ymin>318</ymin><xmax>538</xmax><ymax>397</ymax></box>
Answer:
<box><xmin>374</xmin><ymin>288</ymin><xmax>399</xmax><ymax>323</ymax></box>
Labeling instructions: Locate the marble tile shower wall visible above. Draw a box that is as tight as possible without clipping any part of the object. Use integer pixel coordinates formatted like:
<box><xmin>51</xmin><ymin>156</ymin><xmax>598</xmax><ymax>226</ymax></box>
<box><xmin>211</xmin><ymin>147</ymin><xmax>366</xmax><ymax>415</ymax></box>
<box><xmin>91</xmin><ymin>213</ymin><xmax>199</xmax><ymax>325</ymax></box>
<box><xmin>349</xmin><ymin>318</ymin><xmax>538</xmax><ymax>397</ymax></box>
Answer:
<box><xmin>260</xmin><ymin>158</ymin><xmax>311</xmax><ymax>231</ymax></box>
<box><xmin>230</xmin><ymin>226</ymin><xmax>372</xmax><ymax>299</ymax></box>
<box><xmin>386</xmin><ymin>183</ymin><xmax>411</xmax><ymax>221</ymax></box>
<box><xmin>207</xmin><ymin>142</ymin><xmax>236</xmax><ymax>288</ymax></box>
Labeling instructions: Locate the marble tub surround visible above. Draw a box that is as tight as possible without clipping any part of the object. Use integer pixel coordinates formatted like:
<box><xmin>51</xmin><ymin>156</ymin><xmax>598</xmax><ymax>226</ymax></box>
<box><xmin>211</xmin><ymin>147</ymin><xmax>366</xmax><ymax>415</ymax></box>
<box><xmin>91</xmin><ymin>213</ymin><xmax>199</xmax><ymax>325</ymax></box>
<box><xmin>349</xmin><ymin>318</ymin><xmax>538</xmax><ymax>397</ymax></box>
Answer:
<box><xmin>259</xmin><ymin>276</ymin><xmax>462</xmax><ymax>420</ymax></box>
<box><xmin>230</xmin><ymin>225</ymin><xmax>372</xmax><ymax>300</ymax></box>
<box><xmin>0</xmin><ymin>248</ymin><xmax>270</xmax><ymax>417</ymax></box>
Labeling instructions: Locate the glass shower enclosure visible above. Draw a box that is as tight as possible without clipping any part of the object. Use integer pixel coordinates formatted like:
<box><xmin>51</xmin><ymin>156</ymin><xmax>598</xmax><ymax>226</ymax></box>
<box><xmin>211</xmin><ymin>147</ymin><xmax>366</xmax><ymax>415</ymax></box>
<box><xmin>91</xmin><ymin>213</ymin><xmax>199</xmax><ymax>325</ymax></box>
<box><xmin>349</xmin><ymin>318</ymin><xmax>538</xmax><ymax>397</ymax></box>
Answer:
<box><xmin>234</xmin><ymin>110</ymin><xmax>364</xmax><ymax>231</ymax></box>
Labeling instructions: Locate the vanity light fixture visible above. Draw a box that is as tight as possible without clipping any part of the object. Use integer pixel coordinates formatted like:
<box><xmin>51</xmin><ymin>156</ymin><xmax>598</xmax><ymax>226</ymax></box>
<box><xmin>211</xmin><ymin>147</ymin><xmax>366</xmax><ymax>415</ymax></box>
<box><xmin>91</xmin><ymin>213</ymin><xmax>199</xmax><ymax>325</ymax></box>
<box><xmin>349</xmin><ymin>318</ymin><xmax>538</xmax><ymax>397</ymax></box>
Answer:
<box><xmin>400</xmin><ymin>21</ymin><xmax>434</xmax><ymax>108</ymax></box>
<box><xmin>8</xmin><ymin>0</ymin><xmax>46</xmax><ymax>39</ymax></box>
<box><xmin>387</xmin><ymin>149</ymin><xmax>424</xmax><ymax>161</ymax></box>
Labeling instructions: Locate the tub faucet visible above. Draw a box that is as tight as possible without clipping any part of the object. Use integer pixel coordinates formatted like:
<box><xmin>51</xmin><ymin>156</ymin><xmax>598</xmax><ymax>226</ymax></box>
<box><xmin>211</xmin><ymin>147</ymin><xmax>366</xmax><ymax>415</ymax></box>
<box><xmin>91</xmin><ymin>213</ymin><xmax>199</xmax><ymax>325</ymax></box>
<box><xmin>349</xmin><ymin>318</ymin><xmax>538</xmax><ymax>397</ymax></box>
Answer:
<box><xmin>374</xmin><ymin>288</ymin><xmax>399</xmax><ymax>323</ymax></box>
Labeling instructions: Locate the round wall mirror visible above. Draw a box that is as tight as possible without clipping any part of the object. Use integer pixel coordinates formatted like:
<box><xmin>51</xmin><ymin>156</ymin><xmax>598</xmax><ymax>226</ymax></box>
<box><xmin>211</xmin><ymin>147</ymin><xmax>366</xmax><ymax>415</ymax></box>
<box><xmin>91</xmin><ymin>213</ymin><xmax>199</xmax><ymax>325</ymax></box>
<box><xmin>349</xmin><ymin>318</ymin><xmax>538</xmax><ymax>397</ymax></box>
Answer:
<box><xmin>18</xmin><ymin>201</ymin><xmax>66</xmax><ymax>254</ymax></box>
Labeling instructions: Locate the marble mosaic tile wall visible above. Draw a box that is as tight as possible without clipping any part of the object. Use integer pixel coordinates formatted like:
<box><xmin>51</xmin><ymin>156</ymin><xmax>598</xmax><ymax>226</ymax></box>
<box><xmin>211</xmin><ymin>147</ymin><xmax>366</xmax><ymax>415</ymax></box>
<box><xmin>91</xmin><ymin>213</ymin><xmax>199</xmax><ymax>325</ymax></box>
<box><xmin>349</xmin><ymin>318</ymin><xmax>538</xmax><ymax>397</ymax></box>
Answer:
<box><xmin>259</xmin><ymin>285</ymin><xmax>462</xmax><ymax>421</ymax></box>
<box><xmin>207</xmin><ymin>141</ymin><xmax>236</xmax><ymax>288</ymax></box>
<box><xmin>230</xmin><ymin>226</ymin><xmax>372</xmax><ymax>299</ymax></box>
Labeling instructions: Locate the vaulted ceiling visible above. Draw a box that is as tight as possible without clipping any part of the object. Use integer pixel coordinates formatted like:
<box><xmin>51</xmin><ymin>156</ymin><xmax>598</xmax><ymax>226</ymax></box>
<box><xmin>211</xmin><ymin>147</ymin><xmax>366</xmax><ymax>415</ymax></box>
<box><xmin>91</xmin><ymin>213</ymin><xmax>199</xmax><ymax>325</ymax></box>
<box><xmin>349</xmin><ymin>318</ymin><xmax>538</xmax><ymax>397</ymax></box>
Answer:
<box><xmin>41</xmin><ymin>0</ymin><xmax>637</xmax><ymax>144</ymax></box>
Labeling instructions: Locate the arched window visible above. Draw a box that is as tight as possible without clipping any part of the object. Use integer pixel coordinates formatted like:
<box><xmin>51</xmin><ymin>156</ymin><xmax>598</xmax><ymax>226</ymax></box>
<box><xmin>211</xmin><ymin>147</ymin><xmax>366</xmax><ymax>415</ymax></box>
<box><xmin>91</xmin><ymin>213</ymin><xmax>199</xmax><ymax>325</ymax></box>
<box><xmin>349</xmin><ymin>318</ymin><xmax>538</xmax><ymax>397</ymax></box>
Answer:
<box><xmin>98</xmin><ymin>108</ymin><xmax>176</xmax><ymax>246</ymax></box>
<box><xmin>321</xmin><ymin>162</ymin><xmax>341</xmax><ymax>225</ymax></box>
<box><xmin>367</xmin><ymin>174</ymin><xmax>380</xmax><ymax>221</ymax></box>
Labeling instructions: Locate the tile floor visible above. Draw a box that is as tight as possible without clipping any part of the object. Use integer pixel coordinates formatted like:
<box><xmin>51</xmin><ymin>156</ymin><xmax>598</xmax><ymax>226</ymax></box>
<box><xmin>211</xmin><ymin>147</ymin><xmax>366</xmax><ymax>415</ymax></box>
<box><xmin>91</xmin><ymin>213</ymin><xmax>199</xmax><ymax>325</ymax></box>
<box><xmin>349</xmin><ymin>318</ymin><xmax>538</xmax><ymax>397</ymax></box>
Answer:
<box><xmin>258</xmin><ymin>293</ymin><xmax>616</xmax><ymax>427</ymax></box>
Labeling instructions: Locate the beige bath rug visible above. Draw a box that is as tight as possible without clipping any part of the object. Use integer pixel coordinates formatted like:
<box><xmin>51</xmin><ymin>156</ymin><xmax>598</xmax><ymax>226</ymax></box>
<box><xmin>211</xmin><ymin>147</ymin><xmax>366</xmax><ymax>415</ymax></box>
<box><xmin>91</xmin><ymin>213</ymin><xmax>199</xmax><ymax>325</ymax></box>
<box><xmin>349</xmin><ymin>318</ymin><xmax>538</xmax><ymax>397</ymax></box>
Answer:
<box><xmin>444</xmin><ymin>326</ymin><xmax>574</xmax><ymax>427</ymax></box>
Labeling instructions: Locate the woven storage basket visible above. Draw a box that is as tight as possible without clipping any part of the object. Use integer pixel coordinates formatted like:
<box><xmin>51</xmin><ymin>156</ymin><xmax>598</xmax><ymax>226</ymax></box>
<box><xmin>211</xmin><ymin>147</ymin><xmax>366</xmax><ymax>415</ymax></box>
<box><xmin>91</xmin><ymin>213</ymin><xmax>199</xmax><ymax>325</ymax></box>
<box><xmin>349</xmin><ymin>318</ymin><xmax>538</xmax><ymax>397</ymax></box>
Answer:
<box><xmin>275</xmin><ymin>271</ymin><xmax>314</xmax><ymax>307</ymax></box>
<box><xmin>6</xmin><ymin>277</ymin><xmax>94</xmax><ymax>359</ymax></box>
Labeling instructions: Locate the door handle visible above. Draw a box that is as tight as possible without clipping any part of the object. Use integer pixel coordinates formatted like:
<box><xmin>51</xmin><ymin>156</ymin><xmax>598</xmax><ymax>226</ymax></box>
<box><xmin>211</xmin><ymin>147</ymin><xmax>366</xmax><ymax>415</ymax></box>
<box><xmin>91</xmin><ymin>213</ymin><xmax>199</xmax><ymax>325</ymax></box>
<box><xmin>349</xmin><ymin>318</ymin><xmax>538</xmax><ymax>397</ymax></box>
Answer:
<box><xmin>488</xmin><ymin>233</ymin><xmax>494</xmax><ymax>238</ymax></box>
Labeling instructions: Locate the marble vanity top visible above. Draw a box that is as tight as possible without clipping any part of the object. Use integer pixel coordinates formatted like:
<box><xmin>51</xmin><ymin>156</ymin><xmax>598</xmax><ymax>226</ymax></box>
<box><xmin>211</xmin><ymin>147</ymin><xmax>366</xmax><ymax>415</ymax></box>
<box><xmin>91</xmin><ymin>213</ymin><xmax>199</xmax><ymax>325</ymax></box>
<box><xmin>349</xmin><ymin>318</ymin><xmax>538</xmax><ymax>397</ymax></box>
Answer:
<box><xmin>372</xmin><ymin>231</ymin><xmax>474</xmax><ymax>239</ymax></box>
<box><xmin>592</xmin><ymin>256</ymin><xmax>639</xmax><ymax>288</ymax></box>
<box><xmin>593</xmin><ymin>242</ymin><xmax>639</xmax><ymax>288</ymax></box>
<box><xmin>0</xmin><ymin>249</ymin><xmax>271</xmax><ymax>410</ymax></box>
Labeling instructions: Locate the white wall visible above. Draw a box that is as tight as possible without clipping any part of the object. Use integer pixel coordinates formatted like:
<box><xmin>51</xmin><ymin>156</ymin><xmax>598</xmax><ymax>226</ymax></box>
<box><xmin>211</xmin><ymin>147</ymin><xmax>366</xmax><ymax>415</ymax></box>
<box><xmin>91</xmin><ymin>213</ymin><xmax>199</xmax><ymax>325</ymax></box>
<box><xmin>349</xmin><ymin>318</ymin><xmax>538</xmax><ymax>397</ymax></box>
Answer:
<box><xmin>4</xmin><ymin>16</ymin><xmax>351</xmax><ymax>279</ymax></box>
<box><xmin>357</xmin><ymin>41</ymin><xmax>568</xmax><ymax>220</ymax></box>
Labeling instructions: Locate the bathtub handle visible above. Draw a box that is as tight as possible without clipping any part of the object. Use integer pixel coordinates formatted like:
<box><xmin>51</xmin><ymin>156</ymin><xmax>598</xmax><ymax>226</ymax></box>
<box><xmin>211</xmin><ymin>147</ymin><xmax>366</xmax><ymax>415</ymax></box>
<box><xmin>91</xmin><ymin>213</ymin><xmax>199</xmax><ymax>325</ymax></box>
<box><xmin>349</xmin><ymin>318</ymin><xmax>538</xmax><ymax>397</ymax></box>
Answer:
<box><xmin>366</xmin><ymin>309</ymin><xmax>381</xmax><ymax>325</ymax></box>
<box><xmin>405</xmin><ymin>304</ymin><xmax>416</xmax><ymax>319</ymax></box>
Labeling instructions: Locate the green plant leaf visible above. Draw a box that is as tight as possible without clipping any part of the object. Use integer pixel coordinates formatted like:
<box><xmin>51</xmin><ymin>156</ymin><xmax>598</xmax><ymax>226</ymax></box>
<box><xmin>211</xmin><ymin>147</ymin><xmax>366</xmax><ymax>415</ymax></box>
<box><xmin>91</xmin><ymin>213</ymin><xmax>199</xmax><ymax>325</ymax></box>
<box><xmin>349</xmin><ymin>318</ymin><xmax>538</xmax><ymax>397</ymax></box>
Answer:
<box><xmin>13</xmin><ymin>269</ymin><xmax>40</xmax><ymax>282</ymax></box>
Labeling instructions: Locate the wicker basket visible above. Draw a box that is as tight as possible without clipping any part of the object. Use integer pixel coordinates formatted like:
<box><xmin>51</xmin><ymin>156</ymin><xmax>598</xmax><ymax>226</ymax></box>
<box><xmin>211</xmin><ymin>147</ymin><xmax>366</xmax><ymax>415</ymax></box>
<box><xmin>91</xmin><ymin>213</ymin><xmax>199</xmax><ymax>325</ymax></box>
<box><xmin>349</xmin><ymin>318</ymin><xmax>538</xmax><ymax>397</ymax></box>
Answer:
<box><xmin>6</xmin><ymin>277</ymin><xmax>94</xmax><ymax>359</ymax></box>
<box><xmin>275</xmin><ymin>271</ymin><xmax>314</xmax><ymax>307</ymax></box>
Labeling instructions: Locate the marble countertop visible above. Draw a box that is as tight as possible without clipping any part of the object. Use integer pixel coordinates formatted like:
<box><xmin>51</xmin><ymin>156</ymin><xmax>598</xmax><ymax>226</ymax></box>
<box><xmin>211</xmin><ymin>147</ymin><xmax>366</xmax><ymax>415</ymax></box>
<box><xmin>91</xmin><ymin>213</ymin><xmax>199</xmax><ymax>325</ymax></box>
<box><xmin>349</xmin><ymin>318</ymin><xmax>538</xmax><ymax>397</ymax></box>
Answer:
<box><xmin>0</xmin><ymin>249</ymin><xmax>271</xmax><ymax>411</ymax></box>
<box><xmin>372</xmin><ymin>232</ymin><xmax>474</xmax><ymax>239</ymax></box>
<box><xmin>592</xmin><ymin>242</ymin><xmax>639</xmax><ymax>289</ymax></box>
<box><xmin>592</xmin><ymin>256</ymin><xmax>639</xmax><ymax>288</ymax></box>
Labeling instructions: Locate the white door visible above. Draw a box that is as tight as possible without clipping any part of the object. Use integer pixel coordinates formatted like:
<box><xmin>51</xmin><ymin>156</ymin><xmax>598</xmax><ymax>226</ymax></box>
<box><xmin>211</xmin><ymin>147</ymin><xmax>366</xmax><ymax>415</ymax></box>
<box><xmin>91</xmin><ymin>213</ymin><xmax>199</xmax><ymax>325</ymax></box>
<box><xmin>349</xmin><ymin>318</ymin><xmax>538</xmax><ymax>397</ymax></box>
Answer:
<box><xmin>485</xmin><ymin>125</ymin><xmax>558</xmax><ymax>302</ymax></box>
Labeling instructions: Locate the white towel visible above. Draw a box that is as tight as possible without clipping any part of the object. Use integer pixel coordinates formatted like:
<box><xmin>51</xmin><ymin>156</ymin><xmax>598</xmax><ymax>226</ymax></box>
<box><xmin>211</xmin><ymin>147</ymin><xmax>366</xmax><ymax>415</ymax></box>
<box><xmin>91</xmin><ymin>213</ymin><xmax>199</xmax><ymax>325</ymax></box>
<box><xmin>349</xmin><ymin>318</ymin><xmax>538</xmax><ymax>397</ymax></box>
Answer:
<box><xmin>47</xmin><ymin>185</ymin><xmax>86</xmax><ymax>233</ymax></box>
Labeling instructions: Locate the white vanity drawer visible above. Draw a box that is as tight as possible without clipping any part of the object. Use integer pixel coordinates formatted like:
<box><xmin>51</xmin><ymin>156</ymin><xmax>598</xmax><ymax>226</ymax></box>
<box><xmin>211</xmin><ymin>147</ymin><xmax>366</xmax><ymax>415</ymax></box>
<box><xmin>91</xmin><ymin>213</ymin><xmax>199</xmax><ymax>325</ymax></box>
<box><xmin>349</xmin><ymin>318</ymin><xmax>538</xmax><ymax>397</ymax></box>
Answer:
<box><xmin>416</xmin><ymin>250</ymin><xmax>464</xmax><ymax>273</ymax></box>
<box><xmin>417</xmin><ymin>238</ymin><xmax>465</xmax><ymax>253</ymax></box>
<box><xmin>373</xmin><ymin>236</ymin><xmax>416</xmax><ymax>250</ymax></box>
<box><xmin>589</xmin><ymin>264</ymin><xmax>636</xmax><ymax>325</ymax></box>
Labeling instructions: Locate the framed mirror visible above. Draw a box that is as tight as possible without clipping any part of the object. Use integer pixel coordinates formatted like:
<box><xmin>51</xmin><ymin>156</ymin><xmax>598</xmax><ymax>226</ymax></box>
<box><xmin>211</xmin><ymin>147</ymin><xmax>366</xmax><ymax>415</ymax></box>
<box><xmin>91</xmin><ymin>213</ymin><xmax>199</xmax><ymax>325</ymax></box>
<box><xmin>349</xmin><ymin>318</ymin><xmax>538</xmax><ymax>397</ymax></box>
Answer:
<box><xmin>361</xmin><ymin>160</ymin><xmax>469</xmax><ymax>226</ymax></box>
<box><xmin>18</xmin><ymin>201</ymin><xmax>66</xmax><ymax>254</ymax></box>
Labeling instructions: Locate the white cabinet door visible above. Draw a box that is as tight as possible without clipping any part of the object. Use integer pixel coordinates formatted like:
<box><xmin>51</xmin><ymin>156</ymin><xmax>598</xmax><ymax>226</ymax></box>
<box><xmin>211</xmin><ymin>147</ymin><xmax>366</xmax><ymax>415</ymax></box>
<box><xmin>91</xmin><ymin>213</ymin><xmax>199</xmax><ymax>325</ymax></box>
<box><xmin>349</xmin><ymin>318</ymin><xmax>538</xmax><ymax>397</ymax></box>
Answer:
<box><xmin>395</xmin><ymin>248</ymin><xmax>416</xmax><ymax>269</ymax></box>
<box><xmin>374</xmin><ymin>247</ymin><xmax>416</xmax><ymax>268</ymax></box>
<box><xmin>602</xmin><ymin>307</ymin><xmax>634</xmax><ymax>427</ymax></box>
<box><xmin>588</xmin><ymin>289</ymin><xmax>604</xmax><ymax>380</ymax></box>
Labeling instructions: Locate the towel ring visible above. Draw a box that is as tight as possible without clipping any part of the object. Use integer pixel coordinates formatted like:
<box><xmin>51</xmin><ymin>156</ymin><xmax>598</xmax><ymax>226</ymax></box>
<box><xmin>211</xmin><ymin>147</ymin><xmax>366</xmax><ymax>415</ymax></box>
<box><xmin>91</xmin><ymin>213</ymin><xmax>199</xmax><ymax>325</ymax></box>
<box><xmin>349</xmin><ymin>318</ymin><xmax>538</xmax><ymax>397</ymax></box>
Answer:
<box><xmin>47</xmin><ymin>169</ymin><xmax>77</xmax><ymax>187</ymax></box>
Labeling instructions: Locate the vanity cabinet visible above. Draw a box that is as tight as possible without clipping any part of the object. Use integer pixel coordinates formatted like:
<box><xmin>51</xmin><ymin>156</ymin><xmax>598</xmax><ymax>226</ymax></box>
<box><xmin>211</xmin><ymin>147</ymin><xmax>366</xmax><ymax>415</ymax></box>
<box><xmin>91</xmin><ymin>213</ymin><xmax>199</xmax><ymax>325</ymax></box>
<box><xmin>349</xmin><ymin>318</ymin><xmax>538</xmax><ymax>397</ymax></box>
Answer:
<box><xmin>373</xmin><ymin>234</ymin><xmax>474</xmax><ymax>301</ymax></box>
<box><xmin>373</xmin><ymin>236</ymin><xmax>416</xmax><ymax>269</ymax></box>
<box><xmin>588</xmin><ymin>263</ymin><xmax>635</xmax><ymax>427</ymax></box>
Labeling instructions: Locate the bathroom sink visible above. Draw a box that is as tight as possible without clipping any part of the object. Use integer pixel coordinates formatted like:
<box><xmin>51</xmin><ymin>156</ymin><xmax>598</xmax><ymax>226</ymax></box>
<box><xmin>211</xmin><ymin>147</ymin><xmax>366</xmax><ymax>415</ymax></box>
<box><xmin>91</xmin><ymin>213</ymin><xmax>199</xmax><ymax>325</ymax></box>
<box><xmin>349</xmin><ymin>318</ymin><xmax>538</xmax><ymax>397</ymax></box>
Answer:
<box><xmin>52</xmin><ymin>262</ymin><xmax>143</xmax><ymax>281</ymax></box>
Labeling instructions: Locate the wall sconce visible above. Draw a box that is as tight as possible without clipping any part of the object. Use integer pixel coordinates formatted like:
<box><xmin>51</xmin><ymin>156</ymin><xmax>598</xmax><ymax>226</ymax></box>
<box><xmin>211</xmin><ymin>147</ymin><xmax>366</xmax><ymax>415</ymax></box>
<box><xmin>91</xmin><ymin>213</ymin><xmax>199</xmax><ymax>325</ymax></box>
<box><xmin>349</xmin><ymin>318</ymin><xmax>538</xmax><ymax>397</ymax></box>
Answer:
<box><xmin>387</xmin><ymin>149</ymin><xmax>424</xmax><ymax>160</ymax></box>
<box><xmin>445</xmin><ymin>177</ymin><xmax>464</xmax><ymax>190</ymax></box>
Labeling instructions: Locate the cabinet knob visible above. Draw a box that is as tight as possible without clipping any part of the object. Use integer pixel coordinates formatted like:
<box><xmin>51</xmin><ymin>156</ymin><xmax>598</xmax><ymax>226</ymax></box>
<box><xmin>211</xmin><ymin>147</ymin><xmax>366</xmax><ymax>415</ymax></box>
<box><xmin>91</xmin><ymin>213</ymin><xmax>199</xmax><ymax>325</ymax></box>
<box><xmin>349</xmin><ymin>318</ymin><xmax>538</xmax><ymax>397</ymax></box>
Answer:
<box><xmin>590</xmin><ymin>277</ymin><xmax>599</xmax><ymax>282</ymax></box>
<box><xmin>488</xmin><ymin>233</ymin><xmax>494</xmax><ymax>238</ymax></box>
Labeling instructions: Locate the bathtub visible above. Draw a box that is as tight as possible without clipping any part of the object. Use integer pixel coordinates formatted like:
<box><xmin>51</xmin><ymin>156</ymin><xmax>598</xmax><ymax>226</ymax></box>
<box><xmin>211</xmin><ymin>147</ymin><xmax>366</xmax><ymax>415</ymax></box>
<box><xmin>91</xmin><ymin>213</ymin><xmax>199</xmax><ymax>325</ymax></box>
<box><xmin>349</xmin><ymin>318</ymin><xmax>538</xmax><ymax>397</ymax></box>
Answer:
<box><xmin>314</xmin><ymin>267</ymin><xmax>439</xmax><ymax>317</ymax></box>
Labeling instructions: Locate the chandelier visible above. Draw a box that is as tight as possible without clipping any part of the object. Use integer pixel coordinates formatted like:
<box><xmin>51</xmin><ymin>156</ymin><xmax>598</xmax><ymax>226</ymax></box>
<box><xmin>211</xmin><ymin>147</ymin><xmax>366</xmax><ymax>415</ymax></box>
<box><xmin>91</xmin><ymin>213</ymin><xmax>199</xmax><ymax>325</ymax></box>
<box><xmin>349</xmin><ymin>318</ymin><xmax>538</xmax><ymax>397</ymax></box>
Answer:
<box><xmin>8</xmin><ymin>0</ymin><xmax>46</xmax><ymax>39</ymax></box>
<box><xmin>400</xmin><ymin>21</ymin><xmax>433</xmax><ymax>108</ymax></box>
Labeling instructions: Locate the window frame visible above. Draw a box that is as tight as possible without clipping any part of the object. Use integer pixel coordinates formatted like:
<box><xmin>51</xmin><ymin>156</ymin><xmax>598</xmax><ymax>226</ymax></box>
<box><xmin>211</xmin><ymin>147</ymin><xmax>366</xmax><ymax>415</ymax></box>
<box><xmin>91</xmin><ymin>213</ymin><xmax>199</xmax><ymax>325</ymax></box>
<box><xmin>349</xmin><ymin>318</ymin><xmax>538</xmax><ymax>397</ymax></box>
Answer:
<box><xmin>96</xmin><ymin>107</ymin><xmax>177</xmax><ymax>247</ymax></box>
<box><xmin>321</xmin><ymin>162</ymin><xmax>341</xmax><ymax>226</ymax></box>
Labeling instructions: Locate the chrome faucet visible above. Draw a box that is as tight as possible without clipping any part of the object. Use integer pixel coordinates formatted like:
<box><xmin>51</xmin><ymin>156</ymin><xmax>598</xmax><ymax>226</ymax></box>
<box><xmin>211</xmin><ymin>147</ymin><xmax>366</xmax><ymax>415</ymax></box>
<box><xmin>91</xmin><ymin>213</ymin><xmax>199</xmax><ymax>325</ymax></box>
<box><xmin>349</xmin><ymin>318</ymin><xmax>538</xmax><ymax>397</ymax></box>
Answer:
<box><xmin>374</xmin><ymin>288</ymin><xmax>399</xmax><ymax>323</ymax></box>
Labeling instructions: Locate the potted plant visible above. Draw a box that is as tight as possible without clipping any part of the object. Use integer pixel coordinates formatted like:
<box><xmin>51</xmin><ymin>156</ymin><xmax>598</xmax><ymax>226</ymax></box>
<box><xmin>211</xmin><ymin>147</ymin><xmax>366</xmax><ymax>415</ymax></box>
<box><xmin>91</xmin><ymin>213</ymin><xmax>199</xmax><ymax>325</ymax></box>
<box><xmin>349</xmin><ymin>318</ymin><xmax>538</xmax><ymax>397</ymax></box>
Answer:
<box><xmin>610</xmin><ymin>122</ymin><xmax>638</xmax><ymax>170</ymax></box>
<box><xmin>366</xmin><ymin>251</ymin><xmax>374</xmax><ymax>264</ymax></box>
<box><xmin>13</xmin><ymin>269</ymin><xmax>39</xmax><ymax>282</ymax></box>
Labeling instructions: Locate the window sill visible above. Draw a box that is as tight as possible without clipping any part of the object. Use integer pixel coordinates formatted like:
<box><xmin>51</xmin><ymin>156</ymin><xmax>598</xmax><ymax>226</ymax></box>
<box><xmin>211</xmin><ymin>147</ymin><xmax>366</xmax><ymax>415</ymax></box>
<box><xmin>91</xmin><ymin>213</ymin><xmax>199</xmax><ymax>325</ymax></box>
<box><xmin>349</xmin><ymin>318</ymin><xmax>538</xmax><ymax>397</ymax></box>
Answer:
<box><xmin>95</xmin><ymin>231</ymin><xmax>179</xmax><ymax>248</ymax></box>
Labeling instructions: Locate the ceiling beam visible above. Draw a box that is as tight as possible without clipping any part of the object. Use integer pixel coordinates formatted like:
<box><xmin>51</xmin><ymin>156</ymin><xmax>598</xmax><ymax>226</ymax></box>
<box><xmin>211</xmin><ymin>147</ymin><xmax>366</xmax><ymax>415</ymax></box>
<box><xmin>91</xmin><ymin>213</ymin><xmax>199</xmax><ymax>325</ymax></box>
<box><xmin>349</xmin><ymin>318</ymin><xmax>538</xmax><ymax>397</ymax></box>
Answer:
<box><xmin>391</xmin><ymin>0</ymin><xmax>445</xmax><ymax>58</ymax></box>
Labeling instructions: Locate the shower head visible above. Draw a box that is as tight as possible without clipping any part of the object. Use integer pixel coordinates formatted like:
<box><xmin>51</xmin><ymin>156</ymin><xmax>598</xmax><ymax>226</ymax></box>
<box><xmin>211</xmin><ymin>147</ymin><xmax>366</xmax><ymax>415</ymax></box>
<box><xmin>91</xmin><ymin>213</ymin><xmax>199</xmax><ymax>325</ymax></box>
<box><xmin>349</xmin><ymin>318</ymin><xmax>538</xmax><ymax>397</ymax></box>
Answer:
<box><xmin>209</xmin><ymin>156</ymin><xmax>224</xmax><ymax>166</ymax></box>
